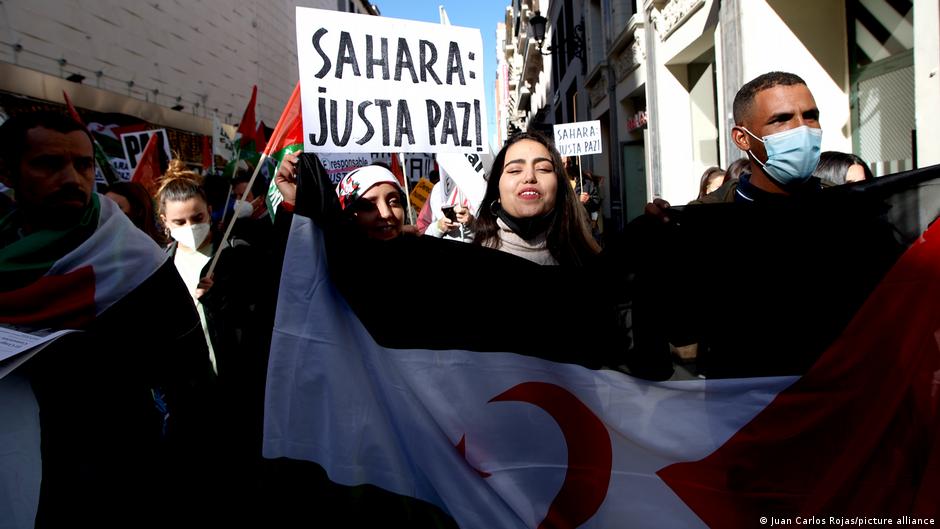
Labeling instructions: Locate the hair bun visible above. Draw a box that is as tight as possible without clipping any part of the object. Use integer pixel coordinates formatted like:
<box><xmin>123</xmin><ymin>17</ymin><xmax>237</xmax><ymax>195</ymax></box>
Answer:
<box><xmin>162</xmin><ymin>159</ymin><xmax>202</xmax><ymax>184</ymax></box>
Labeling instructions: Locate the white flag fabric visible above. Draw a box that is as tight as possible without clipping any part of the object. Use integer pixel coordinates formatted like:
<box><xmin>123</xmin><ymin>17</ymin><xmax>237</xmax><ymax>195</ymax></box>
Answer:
<box><xmin>262</xmin><ymin>214</ymin><xmax>798</xmax><ymax>528</ymax></box>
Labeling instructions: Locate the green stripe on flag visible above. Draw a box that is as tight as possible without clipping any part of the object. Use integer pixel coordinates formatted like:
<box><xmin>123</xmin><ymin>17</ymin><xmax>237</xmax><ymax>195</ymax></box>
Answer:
<box><xmin>94</xmin><ymin>141</ymin><xmax>120</xmax><ymax>185</ymax></box>
<box><xmin>0</xmin><ymin>194</ymin><xmax>101</xmax><ymax>291</ymax></box>
<box><xmin>266</xmin><ymin>144</ymin><xmax>304</xmax><ymax>221</ymax></box>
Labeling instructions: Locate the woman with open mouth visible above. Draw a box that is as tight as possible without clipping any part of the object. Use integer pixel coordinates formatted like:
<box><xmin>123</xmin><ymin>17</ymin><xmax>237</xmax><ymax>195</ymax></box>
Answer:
<box><xmin>472</xmin><ymin>131</ymin><xmax>601</xmax><ymax>266</ymax></box>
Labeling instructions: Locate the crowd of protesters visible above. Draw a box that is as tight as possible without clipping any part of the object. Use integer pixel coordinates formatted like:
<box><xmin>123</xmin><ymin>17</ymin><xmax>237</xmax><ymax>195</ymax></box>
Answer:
<box><xmin>0</xmin><ymin>70</ymin><xmax>907</xmax><ymax>526</ymax></box>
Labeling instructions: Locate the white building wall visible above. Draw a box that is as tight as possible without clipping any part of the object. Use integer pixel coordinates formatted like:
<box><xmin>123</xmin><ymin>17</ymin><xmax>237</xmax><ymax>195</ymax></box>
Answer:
<box><xmin>646</xmin><ymin>0</ymin><xmax>719</xmax><ymax>206</ymax></box>
<box><xmin>914</xmin><ymin>0</ymin><xmax>940</xmax><ymax>167</ymax></box>
<box><xmin>738</xmin><ymin>0</ymin><xmax>851</xmax><ymax>154</ymax></box>
<box><xmin>0</xmin><ymin>0</ymin><xmax>358</xmax><ymax>127</ymax></box>
<box><xmin>646</xmin><ymin>0</ymin><xmax>852</xmax><ymax>205</ymax></box>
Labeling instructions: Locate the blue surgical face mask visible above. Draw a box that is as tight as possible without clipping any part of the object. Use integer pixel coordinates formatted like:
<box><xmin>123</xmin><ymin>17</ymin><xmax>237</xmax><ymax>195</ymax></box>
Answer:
<box><xmin>742</xmin><ymin>125</ymin><xmax>823</xmax><ymax>187</ymax></box>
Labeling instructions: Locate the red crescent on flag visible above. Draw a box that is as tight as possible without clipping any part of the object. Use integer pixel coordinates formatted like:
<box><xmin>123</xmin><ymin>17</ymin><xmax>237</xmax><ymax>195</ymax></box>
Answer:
<box><xmin>490</xmin><ymin>381</ymin><xmax>612</xmax><ymax>529</ymax></box>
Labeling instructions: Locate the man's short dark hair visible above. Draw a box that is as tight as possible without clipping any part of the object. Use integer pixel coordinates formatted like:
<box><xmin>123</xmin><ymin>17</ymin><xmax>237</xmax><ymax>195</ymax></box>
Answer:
<box><xmin>0</xmin><ymin>111</ymin><xmax>90</xmax><ymax>169</ymax></box>
<box><xmin>732</xmin><ymin>71</ymin><xmax>807</xmax><ymax>125</ymax></box>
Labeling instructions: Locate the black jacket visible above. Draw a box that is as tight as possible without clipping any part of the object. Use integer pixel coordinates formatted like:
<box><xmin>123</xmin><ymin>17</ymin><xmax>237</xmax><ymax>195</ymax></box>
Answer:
<box><xmin>27</xmin><ymin>259</ymin><xmax>215</xmax><ymax>528</ymax></box>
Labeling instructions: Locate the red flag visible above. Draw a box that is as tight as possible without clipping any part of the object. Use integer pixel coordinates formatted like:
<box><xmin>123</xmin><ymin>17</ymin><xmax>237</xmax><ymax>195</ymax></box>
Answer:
<box><xmin>201</xmin><ymin>135</ymin><xmax>212</xmax><ymax>171</ymax></box>
<box><xmin>63</xmin><ymin>91</ymin><xmax>121</xmax><ymax>185</ymax></box>
<box><xmin>131</xmin><ymin>134</ymin><xmax>161</xmax><ymax>197</ymax></box>
<box><xmin>255</xmin><ymin>122</ymin><xmax>268</xmax><ymax>154</ymax></box>
<box><xmin>390</xmin><ymin>153</ymin><xmax>406</xmax><ymax>187</ymax></box>
<box><xmin>62</xmin><ymin>91</ymin><xmax>85</xmax><ymax>126</ymax></box>
<box><xmin>237</xmin><ymin>85</ymin><xmax>258</xmax><ymax>150</ymax></box>
<box><xmin>264</xmin><ymin>83</ymin><xmax>303</xmax><ymax>156</ymax></box>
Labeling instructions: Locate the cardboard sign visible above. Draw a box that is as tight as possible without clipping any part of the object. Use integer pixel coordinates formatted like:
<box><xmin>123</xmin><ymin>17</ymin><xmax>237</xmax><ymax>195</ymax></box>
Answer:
<box><xmin>409</xmin><ymin>178</ymin><xmax>434</xmax><ymax>212</ymax></box>
<box><xmin>120</xmin><ymin>129</ymin><xmax>171</xmax><ymax>171</ymax></box>
<box><xmin>296</xmin><ymin>7</ymin><xmax>488</xmax><ymax>154</ymax></box>
<box><xmin>553</xmin><ymin>120</ymin><xmax>603</xmax><ymax>157</ymax></box>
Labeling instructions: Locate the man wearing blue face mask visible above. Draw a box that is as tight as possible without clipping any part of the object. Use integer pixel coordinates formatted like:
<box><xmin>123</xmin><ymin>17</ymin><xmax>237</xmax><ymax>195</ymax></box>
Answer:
<box><xmin>694</xmin><ymin>71</ymin><xmax>828</xmax><ymax>204</ymax></box>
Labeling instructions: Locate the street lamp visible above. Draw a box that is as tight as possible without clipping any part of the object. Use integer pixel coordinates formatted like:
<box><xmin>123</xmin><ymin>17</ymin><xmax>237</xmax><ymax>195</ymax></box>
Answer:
<box><xmin>529</xmin><ymin>11</ymin><xmax>549</xmax><ymax>45</ymax></box>
<box><xmin>527</xmin><ymin>10</ymin><xmax>586</xmax><ymax>73</ymax></box>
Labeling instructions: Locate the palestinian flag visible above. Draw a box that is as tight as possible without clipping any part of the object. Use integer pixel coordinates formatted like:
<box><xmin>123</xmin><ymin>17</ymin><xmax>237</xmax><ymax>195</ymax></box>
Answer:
<box><xmin>63</xmin><ymin>91</ymin><xmax>121</xmax><ymax>186</ymax></box>
<box><xmin>222</xmin><ymin>85</ymin><xmax>264</xmax><ymax>180</ymax></box>
<box><xmin>236</xmin><ymin>85</ymin><xmax>260</xmax><ymax>152</ymax></box>
<box><xmin>130</xmin><ymin>132</ymin><xmax>162</xmax><ymax>198</ymax></box>
<box><xmin>263</xmin><ymin>161</ymin><xmax>940</xmax><ymax>527</ymax></box>
<box><xmin>263</xmin><ymin>83</ymin><xmax>303</xmax><ymax>219</ymax></box>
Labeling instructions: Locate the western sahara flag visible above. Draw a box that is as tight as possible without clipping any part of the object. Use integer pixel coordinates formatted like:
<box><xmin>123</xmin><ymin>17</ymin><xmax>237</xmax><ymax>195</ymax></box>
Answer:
<box><xmin>0</xmin><ymin>195</ymin><xmax>169</xmax><ymax>527</ymax></box>
<box><xmin>263</xmin><ymin>163</ymin><xmax>940</xmax><ymax>528</ymax></box>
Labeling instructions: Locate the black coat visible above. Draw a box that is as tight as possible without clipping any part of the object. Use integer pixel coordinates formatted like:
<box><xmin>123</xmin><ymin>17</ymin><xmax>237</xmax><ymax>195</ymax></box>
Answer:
<box><xmin>27</xmin><ymin>259</ymin><xmax>216</xmax><ymax>528</ymax></box>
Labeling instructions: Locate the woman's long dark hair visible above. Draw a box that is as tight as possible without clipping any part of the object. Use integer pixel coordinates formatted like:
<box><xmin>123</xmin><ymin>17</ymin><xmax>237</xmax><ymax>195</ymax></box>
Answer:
<box><xmin>473</xmin><ymin>131</ymin><xmax>601</xmax><ymax>266</ymax></box>
<box><xmin>813</xmin><ymin>151</ymin><xmax>874</xmax><ymax>185</ymax></box>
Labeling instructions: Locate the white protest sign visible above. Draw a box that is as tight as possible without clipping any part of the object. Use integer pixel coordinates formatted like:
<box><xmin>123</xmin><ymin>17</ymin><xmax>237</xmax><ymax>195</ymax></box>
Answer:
<box><xmin>436</xmin><ymin>151</ymin><xmax>491</xmax><ymax>213</ymax></box>
<box><xmin>120</xmin><ymin>129</ymin><xmax>172</xmax><ymax>170</ymax></box>
<box><xmin>111</xmin><ymin>157</ymin><xmax>131</xmax><ymax>181</ymax></box>
<box><xmin>213</xmin><ymin>116</ymin><xmax>236</xmax><ymax>162</ymax></box>
<box><xmin>318</xmin><ymin>153</ymin><xmax>372</xmax><ymax>185</ymax></box>
<box><xmin>371</xmin><ymin>153</ymin><xmax>436</xmax><ymax>183</ymax></box>
<box><xmin>553</xmin><ymin>120</ymin><xmax>603</xmax><ymax>157</ymax></box>
<box><xmin>296</xmin><ymin>7</ymin><xmax>488</xmax><ymax>154</ymax></box>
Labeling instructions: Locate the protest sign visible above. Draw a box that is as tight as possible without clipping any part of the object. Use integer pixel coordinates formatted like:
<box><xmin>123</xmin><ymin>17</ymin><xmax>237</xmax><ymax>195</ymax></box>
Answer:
<box><xmin>121</xmin><ymin>129</ymin><xmax>171</xmax><ymax>171</ymax></box>
<box><xmin>371</xmin><ymin>153</ymin><xmax>436</xmax><ymax>183</ymax></box>
<box><xmin>213</xmin><ymin>117</ymin><xmax>236</xmax><ymax>162</ymax></box>
<box><xmin>553</xmin><ymin>120</ymin><xmax>603</xmax><ymax>157</ymax></box>
<box><xmin>110</xmin><ymin>157</ymin><xmax>131</xmax><ymax>181</ymax></box>
<box><xmin>409</xmin><ymin>178</ymin><xmax>434</xmax><ymax>212</ymax></box>
<box><xmin>318</xmin><ymin>153</ymin><xmax>373</xmax><ymax>185</ymax></box>
<box><xmin>436</xmin><ymin>151</ymin><xmax>491</xmax><ymax>212</ymax></box>
<box><xmin>296</xmin><ymin>7</ymin><xmax>488</xmax><ymax>154</ymax></box>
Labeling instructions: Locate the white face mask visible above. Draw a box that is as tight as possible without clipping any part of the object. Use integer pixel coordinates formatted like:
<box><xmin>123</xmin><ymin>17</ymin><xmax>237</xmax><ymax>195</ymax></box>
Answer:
<box><xmin>170</xmin><ymin>223</ymin><xmax>211</xmax><ymax>250</ymax></box>
<box><xmin>234</xmin><ymin>199</ymin><xmax>254</xmax><ymax>219</ymax></box>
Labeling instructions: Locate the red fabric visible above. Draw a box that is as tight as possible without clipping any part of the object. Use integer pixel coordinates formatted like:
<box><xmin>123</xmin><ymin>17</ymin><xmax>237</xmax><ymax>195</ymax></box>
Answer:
<box><xmin>62</xmin><ymin>91</ymin><xmax>85</xmax><ymax>127</ymax></box>
<box><xmin>255</xmin><ymin>121</ymin><xmax>268</xmax><ymax>154</ymax></box>
<box><xmin>130</xmin><ymin>133</ymin><xmax>161</xmax><ymax>198</ymax></box>
<box><xmin>237</xmin><ymin>85</ymin><xmax>258</xmax><ymax>150</ymax></box>
<box><xmin>390</xmin><ymin>153</ymin><xmax>406</xmax><ymax>187</ymax></box>
<box><xmin>201</xmin><ymin>135</ymin><xmax>212</xmax><ymax>170</ymax></box>
<box><xmin>658</xmin><ymin>223</ymin><xmax>940</xmax><ymax>527</ymax></box>
<box><xmin>0</xmin><ymin>266</ymin><xmax>96</xmax><ymax>329</ymax></box>
<box><xmin>416</xmin><ymin>199</ymin><xmax>432</xmax><ymax>234</ymax></box>
<box><xmin>264</xmin><ymin>83</ymin><xmax>303</xmax><ymax>156</ymax></box>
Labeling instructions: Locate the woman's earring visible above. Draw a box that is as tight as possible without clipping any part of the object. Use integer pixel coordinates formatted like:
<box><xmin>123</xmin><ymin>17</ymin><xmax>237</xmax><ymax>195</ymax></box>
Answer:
<box><xmin>489</xmin><ymin>198</ymin><xmax>500</xmax><ymax>216</ymax></box>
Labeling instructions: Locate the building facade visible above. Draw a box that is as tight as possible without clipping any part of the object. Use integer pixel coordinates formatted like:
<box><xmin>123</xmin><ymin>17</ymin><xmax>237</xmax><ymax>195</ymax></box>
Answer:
<box><xmin>0</xmin><ymin>0</ymin><xmax>374</xmax><ymax>137</ymax></box>
<box><xmin>498</xmin><ymin>0</ymin><xmax>939</xmax><ymax>232</ymax></box>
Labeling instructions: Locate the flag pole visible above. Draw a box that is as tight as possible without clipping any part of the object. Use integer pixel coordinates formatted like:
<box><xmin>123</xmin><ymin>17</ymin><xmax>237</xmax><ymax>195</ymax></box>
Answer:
<box><xmin>399</xmin><ymin>153</ymin><xmax>415</xmax><ymax>225</ymax></box>
<box><xmin>578</xmin><ymin>155</ymin><xmax>584</xmax><ymax>195</ymax></box>
<box><xmin>572</xmin><ymin>91</ymin><xmax>584</xmax><ymax>195</ymax></box>
<box><xmin>206</xmin><ymin>152</ymin><xmax>268</xmax><ymax>277</ymax></box>
<box><xmin>218</xmin><ymin>183</ymin><xmax>233</xmax><ymax>223</ymax></box>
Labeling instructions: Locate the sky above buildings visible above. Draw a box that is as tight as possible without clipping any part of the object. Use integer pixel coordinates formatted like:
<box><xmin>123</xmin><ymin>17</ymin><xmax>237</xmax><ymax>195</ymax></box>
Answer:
<box><xmin>376</xmin><ymin>0</ymin><xmax>511</xmax><ymax>149</ymax></box>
